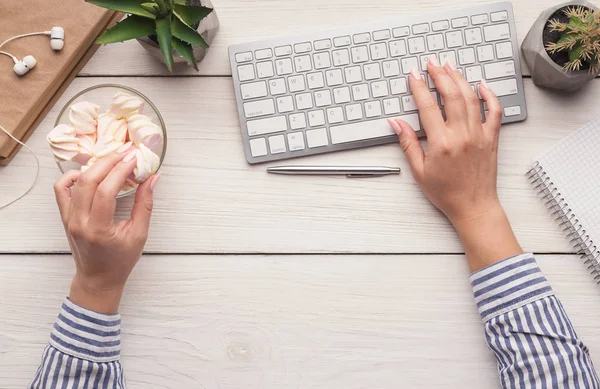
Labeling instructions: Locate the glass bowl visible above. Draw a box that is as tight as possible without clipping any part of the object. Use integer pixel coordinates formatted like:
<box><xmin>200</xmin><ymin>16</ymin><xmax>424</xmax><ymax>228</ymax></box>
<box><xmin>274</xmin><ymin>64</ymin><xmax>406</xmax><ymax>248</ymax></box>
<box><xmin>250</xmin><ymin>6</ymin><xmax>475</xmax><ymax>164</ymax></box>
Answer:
<box><xmin>54</xmin><ymin>84</ymin><xmax>167</xmax><ymax>198</ymax></box>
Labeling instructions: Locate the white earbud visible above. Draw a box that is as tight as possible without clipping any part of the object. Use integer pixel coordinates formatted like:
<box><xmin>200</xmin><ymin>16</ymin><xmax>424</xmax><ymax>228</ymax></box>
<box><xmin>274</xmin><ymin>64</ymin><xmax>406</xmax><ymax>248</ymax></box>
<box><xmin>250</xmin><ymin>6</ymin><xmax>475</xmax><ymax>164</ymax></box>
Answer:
<box><xmin>1</xmin><ymin>27</ymin><xmax>64</xmax><ymax>76</ymax></box>
<box><xmin>50</xmin><ymin>27</ymin><xmax>64</xmax><ymax>51</ymax></box>
<box><xmin>13</xmin><ymin>55</ymin><xmax>36</xmax><ymax>75</ymax></box>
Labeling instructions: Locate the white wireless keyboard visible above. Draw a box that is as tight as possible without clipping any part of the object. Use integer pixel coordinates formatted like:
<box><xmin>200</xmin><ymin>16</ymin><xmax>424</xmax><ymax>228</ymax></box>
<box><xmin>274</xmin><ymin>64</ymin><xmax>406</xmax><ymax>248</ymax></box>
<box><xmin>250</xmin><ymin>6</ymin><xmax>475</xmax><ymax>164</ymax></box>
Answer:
<box><xmin>229</xmin><ymin>2</ymin><xmax>527</xmax><ymax>164</ymax></box>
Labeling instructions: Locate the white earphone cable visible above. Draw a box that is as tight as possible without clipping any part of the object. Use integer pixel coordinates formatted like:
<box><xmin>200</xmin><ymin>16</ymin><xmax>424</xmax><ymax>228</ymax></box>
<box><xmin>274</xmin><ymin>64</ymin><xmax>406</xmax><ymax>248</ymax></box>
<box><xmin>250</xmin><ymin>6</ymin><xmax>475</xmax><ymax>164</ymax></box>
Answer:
<box><xmin>0</xmin><ymin>51</ymin><xmax>17</xmax><ymax>62</ymax></box>
<box><xmin>0</xmin><ymin>32</ymin><xmax>49</xmax><ymax>49</ymax></box>
<box><xmin>0</xmin><ymin>123</ymin><xmax>40</xmax><ymax>210</ymax></box>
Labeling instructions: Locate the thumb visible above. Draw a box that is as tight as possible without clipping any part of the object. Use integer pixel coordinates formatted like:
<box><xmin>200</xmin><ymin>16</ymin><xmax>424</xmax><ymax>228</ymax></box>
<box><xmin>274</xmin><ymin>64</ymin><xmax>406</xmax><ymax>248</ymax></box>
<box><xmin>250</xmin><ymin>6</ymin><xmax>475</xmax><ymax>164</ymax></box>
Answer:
<box><xmin>387</xmin><ymin>119</ymin><xmax>425</xmax><ymax>179</ymax></box>
<box><xmin>130</xmin><ymin>173</ymin><xmax>159</xmax><ymax>236</ymax></box>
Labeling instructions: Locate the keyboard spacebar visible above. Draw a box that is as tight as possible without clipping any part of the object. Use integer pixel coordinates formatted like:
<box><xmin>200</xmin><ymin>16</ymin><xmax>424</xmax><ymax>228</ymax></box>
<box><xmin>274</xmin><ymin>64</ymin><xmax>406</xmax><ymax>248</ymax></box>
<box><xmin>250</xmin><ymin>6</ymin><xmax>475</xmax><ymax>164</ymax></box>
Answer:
<box><xmin>330</xmin><ymin>114</ymin><xmax>421</xmax><ymax>145</ymax></box>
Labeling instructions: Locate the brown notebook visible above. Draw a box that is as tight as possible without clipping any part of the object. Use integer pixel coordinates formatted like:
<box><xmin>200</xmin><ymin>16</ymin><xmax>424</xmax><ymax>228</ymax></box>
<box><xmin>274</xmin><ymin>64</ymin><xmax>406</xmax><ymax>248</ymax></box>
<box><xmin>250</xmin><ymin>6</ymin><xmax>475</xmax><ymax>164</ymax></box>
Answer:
<box><xmin>0</xmin><ymin>1</ymin><xmax>121</xmax><ymax>165</ymax></box>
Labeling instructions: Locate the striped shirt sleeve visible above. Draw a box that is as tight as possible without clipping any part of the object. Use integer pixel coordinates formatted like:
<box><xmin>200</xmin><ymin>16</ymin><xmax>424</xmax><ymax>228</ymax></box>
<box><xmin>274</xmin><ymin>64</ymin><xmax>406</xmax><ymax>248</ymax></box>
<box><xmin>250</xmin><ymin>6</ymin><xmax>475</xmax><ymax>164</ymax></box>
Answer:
<box><xmin>28</xmin><ymin>298</ymin><xmax>126</xmax><ymax>389</ymax></box>
<box><xmin>470</xmin><ymin>253</ymin><xmax>600</xmax><ymax>388</ymax></box>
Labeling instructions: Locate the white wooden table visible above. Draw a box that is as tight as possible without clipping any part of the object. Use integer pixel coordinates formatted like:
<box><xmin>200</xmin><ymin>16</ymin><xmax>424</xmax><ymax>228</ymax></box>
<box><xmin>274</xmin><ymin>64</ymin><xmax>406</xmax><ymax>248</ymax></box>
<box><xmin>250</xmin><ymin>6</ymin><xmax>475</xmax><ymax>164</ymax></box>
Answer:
<box><xmin>2</xmin><ymin>1</ymin><xmax>600</xmax><ymax>387</ymax></box>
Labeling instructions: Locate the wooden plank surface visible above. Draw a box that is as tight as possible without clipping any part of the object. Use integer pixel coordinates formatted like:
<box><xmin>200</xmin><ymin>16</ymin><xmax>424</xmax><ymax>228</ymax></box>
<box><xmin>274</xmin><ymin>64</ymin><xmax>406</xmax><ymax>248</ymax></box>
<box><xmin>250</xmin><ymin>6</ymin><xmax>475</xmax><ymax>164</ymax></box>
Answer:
<box><xmin>80</xmin><ymin>0</ymin><xmax>556</xmax><ymax>77</ymax></box>
<box><xmin>1</xmin><ymin>76</ymin><xmax>599</xmax><ymax>253</ymax></box>
<box><xmin>2</xmin><ymin>254</ymin><xmax>599</xmax><ymax>388</ymax></box>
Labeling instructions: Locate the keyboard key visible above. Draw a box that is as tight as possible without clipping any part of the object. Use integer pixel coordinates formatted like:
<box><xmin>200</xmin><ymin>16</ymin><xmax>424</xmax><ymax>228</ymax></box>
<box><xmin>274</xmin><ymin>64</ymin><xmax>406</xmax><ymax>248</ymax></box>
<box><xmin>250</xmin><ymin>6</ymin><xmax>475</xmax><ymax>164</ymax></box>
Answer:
<box><xmin>345</xmin><ymin>66</ymin><xmax>363</xmax><ymax>83</ymax></box>
<box><xmin>351</xmin><ymin>46</ymin><xmax>369</xmax><ymax>63</ymax></box>
<box><xmin>408</xmin><ymin>37</ymin><xmax>426</xmax><ymax>54</ymax></box>
<box><xmin>439</xmin><ymin>51</ymin><xmax>457</xmax><ymax>66</ymax></box>
<box><xmin>412</xmin><ymin>23</ymin><xmax>430</xmax><ymax>34</ymax></box>
<box><xmin>275</xmin><ymin>58</ymin><xmax>293</xmax><ymax>75</ymax></box>
<box><xmin>247</xmin><ymin>115</ymin><xmax>287</xmax><ymax>136</ymax></box>
<box><xmin>313</xmin><ymin>52</ymin><xmax>331</xmax><ymax>69</ymax></box>
<box><xmin>314</xmin><ymin>39</ymin><xmax>332</xmax><ymax>51</ymax></box>
<box><xmin>458</xmin><ymin>47</ymin><xmax>476</xmax><ymax>65</ymax></box>
<box><xmin>353</xmin><ymin>33</ymin><xmax>371</xmax><ymax>44</ymax></box>
<box><xmin>275</xmin><ymin>45</ymin><xmax>292</xmax><ymax>56</ymax></box>
<box><xmin>471</xmin><ymin>14</ymin><xmax>489</xmax><ymax>25</ymax></box>
<box><xmin>504</xmin><ymin>105</ymin><xmax>521</xmax><ymax>117</ymax></box>
<box><xmin>402</xmin><ymin>95</ymin><xmax>418</xmax><ymax>112</ymax></box>
<box><xmin>314</xmin><ymin>89</ymin><xmax>332</xmax><ymax>107</ymax></box>
<box><xmin>332</xmin><ymin>49</ymin><xmax>351</xmax><ymax>66</ymax></box>
<box><xmin>465</xmin><ymin>28</ymin><xmax>483</xmax><ymax>45</ymax></box>
<box><xmin>294</xmin><ymin>42</ymin><xmax>312</xmax><ymax>53</ymax></box>
<box><xmin>255</xmin><ymin>48</ymin><xmax>272</xmax><ymax>60</ymax></box>
<box><xmin>330</xmin><ymin>114</ymin><xmax>420</xmax><ymax>144</ymax></box>
<box><xmin>383</xmin><ymin>97</ymin><xmax>401</xmax><ymax>115</ymax></box>
<box><xmin>491</xmin><ymin>11</ymin><xmax>508</xmax><ymax>23</ymax></box>
<box><xmin>420</xmin><ymin>54</ymin><xmax>438</xmax><ymax>72</ymax></box>
<box><xmin>276</xmin><ymin>96</ymin><xmax>294</xmax><ymax>113</ymax></box>
<box><xmin>452</xmin><ymin>17</ymin><xmax>469</xmax><ymax>28</ymax></box>
<box><xmin>370</xmin><ymin>43</ymin><xmax>388</xmax><ymax>60</ymax></box>
<box><xmin>365</xmin><ymin>100</ymin><xmax>382</xmax><ymax>118</ymax></box>
<box><xmin>269</xmin><ymin>78</ymin><xmax>286</xmax><ymax>95</ymax></box>
<box><xmin>484</xmin><ymin>60</ymin><xmax>516</xmax><ymax>79</ymax></box>
<box><xmin>244</xmin><ymin>99</ymin><xmax>275</xmax><ymax>118</ymax></box>
<box><xmin>390</xmin><ymin>78</ymin><xmax>408</xmax><ymax>95</ymax></box>
<box><xmin>446</xmin><ymin>31</ymin><xmax>464</xmax><ymax>48</ymax></box>
<box><xmin>432</xmin><ymin>20</ymin><xmax>450</xmax><ymax>31</ymax></box>
<box><xmin>393</xmin><ymin>26</ymin><xmax>410</xmax><ymax>38</ymax></box>
<box><xmin>240</xmin><ymin>81</ymin><xmax>268</xmax><ymax>100</ymax></box>
<box><xmin>237</xmin><ymin>64</ymin><xmax>255</xmax><ymax>81</ymax></box>
<box><xmin>308</xmin><ymin>110</ymin><xmax>326</xmax><ymax>127</ymax></box>
<box><xmin>289</xmin><ymin>113</ymin><xmax>307</xmax><ymax>130</ymax></box>
<box><xmin>256</xmin><ymin>61</ymin><xmax>274</xmax><ymax>78</ymax></box>
<box><xmin>334</xmin><ymin>36</ymin><xmax>352</xmax><ymax>47</ymax></box>
<box><xmin>352</xmin><ymin>84</ymin><xmax>370</xmax><ymax>101</ymax></box>
<box><xmin>383</xmin><ymin>59</ymin><xmax>401</xmax><ymax>77</ymax></box>
<box><xmin>484</xmin><ymin>23</ymin><xmax>510</xmax><ymax>42</ymax></box>
<box><xmin>427</xmin><ymin>34</ymin><xmax>445</xmax><ymax>51</ymax></box>
<box><xmin>307</xmin><ymin>72</ymin><xmax>325</xmax><ymax>89</ymax></box>
<box><xmin>306</xmin><ymin>128</ymin><xmax>329</xmax><ymax>148</ymax></box>
<box><xmin>327</xmin><ymin>107</ymin><xmax>344</xmax><ymax>124</ymax></box>
<box><xmin>373</xmin><ymin>29</ymin><xmax>391</xmax><ymax>41</ymax></box>
<box><xmin>296</xmin><ymin>93</ymin><xmax>314</xmax><ymax>109</ymax></box>
<box><xmin>288</xmin><ymin>75</ymin><xmax>306</xmax><ymax>92</ymax></box>
<box><xmin>371</xmin><ymin>80</ymin><xmax>389</xmax><ymax>98</ymax></box>
<box><xmin>389</xmin><ymin>40</ymin><xmax>407</xmax><ymax>57</ymax></box>
<box><xmin>249</xmin><ymin>138</ymin><xmax>267</xmax><ymax>157</ymax></box>
<box><xmin>294</xmin><ymin>55</ymin><xmax>312</xmax><ymax>72</ymax></box>
<box><xmin>466</xmin><ymin>65</ymin><xmax>483</xmax><ymax>82</ymax></box>
<box><xmin>401</xmin><ymin>57</ymin><xmax>419</xmax><ymax>74</ymax></box>
<box><xmin>268</xmin><ymin>134</ymin><xmax>286</xmax><ymax>154</ymax></box>
<box><xmin>364</xmin><ymin>63</ymin><xmax>382</xmax><ymax>80</ymax></box>
<box><xmin>236</xmin><ymin>51</ymin><xmax>253</xmax><ymax>63</ymax></box>
<box><xmin>496</xmin><ymin>41</ymin><xmax>513</xmax><ymax>59</ymax></box>
<box><xmin>345</xmin><ymin>103</ymin><xmax>364</xmax><ymax>121</ymax></box>
<box><xmin>487</xmin><ymin>78</ymin><xmax>518</xmax><ymax>96</ymax></box>
<box><xmin>287</xmin><ymin>132</ymin><xmax>305</xmax><ymax>151</ymax></box>
<box><xmin>326</xmin><ymin>69</ymin><xmax>344</xmax><ymax>86</ymax></box>
<box><xmin>333</xmin><ymin>87</ymin><xmax>351</xmax><ymax>104</ymax></box>
<box><xmin>477</xmin><ymin>45</ymin><xmax>495</xmax><ymax>62</ymax></box>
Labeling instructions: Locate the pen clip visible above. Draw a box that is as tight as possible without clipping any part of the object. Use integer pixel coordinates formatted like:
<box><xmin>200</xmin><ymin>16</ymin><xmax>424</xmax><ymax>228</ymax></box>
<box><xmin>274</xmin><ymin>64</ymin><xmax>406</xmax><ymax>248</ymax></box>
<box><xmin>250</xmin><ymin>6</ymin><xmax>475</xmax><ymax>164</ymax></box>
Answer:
<box><xmin>346</xmin><ymin>173</ymin><xmax>385</xmax><ymax>178</ymax></box>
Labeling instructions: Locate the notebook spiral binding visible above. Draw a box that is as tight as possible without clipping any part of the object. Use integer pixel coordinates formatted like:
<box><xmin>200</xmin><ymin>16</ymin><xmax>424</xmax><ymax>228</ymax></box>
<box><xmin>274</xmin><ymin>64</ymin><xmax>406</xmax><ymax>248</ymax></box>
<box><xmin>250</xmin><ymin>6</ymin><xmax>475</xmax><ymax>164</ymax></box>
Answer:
<box><xmin>527</xmin><ymin>162</ymin><xmax>600</xmax><ymax>284</ymax></box>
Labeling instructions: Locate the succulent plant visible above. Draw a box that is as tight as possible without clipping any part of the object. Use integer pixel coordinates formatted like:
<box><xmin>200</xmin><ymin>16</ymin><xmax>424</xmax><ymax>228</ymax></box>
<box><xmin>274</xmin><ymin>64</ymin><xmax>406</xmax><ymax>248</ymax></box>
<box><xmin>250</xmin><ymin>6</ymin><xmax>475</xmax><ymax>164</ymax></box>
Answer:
<box><xmin>545</xmin><ymin>6</ymin><xmax>600</xmax><ymax>73</ymax></box>
<box><xmin>87</xmin><ymin>0</ymin><xmax>213</xmax><ymax>72</ymax></box>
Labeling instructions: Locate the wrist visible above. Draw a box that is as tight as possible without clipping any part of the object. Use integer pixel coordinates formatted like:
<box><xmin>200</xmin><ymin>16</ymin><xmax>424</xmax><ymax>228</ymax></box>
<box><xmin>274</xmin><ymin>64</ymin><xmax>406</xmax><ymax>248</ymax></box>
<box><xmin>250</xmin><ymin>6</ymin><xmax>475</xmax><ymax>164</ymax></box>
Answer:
<box><xmin>69</xmin><ymin>275</ymin><xmax>124</xmax><ymax>314</ymax></box>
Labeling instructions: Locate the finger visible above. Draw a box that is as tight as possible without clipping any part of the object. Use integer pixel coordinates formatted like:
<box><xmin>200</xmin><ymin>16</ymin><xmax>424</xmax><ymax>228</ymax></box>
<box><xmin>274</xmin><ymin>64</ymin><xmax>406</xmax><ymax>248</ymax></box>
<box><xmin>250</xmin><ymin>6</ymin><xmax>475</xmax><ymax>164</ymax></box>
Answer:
<box><xmin>71</xmin><ymin>145</ymin><xmax>132</xmax><ymax>218</ymax></box>
<box><xmin>54</xmin><ymin>170</ymin><xmax>81</xmax><ymax>225</ymax></box>
<box><xmin>129</xmin><ymin>173</ymin><xmax>159</xmax><ymax>241</ymax></box>
<box><xmin>479</xmin><ymin>81</ymin><xmax>502</xmax><ymax>136</ymax></box>
<box><xmin>90</xmin><ymin>155</ymin><xmax>138</xmax><ymax>226</ymax></box>
<box><xmin>407</xmin><ymin>66</ymin><xmax>445</xmax><ymax>139</ymax></box>
<box><xmin>426</xmin><ymin>57</ymin><xmax>468</xmax><ymax>130</ymax></box>
<box><xmin>443</xmin><ymin>61</ymin><xmax>483</xmax><ymax>128</ymax></box>
<box><xmin>388</xmin><ymin>119</ymin><xmax>425</xmax><ymax>180</ymax></box>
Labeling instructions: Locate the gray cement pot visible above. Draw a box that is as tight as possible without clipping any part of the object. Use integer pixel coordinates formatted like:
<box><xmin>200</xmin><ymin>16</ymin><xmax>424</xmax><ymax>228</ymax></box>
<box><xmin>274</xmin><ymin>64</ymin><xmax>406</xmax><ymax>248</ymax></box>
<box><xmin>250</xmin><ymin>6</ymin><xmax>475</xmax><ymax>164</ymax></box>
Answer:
<box><xmin>137</xmin><ymin>0</ymin><xmax>220</xmax><ymax>68</ymax></box>
<box><xmin>522</xmin><ymin>0</ymin><xmax>599</xmax><ymax>92</ymax></box>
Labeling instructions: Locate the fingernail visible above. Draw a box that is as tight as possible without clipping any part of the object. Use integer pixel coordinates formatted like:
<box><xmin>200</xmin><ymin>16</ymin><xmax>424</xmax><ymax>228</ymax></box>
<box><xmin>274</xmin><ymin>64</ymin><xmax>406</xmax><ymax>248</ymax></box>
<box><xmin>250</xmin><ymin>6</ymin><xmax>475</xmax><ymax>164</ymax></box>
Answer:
<box><xmin>117</xmin><ymin>142</ymin><xmax>132</xmax><ymax>153</ymax></box>
<box><xmin>123</xmin><ymin>150</ymin><xmax>137</xmax><ymax>163</ymax></box>
<box><xmin>387</xmin><ymin>119</ymin><xmax>402</xmax><ymax>135</ymax></box>
<box><xmin>410</xmin><ymin>68</ymin><xmax>422</xmax><ymax>80</ymax></box>
<box><xmin>445</xmin><ymin>60</ymin><xmax>457</xmax><ymax>72</ymax></box>
<box><xmin>429</xmin><ymin>55</ymin><xmax>440</xmax><ymax>67</ymax></box>
<box><xmin>480</xmin><ymin>79</ymin><xmax>490</xmax><ymax>90</ymax></box>
<box><xmin>150</xmin><ymin>173</ymin><xmax>161</xmax><ymax>192</ymax></box>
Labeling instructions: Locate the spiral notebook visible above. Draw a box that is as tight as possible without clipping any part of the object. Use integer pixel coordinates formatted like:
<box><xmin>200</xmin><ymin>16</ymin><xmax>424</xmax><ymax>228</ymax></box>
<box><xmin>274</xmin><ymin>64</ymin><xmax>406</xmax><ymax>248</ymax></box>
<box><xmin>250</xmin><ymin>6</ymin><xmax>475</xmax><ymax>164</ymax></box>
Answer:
<box><xmin>527</xmin><ymin>117</ymin><xmax>600</xmax><ymax>282</ymax></box>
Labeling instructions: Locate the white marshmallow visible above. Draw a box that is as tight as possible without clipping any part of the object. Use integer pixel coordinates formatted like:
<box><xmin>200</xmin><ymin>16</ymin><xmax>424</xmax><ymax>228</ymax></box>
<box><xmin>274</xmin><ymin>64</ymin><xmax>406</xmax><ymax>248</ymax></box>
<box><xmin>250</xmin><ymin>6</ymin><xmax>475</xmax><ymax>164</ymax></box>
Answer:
<box><xmin>127</xmin><ymin>114</ymin><xmax>163</xmax><ymax>153</ymax></box>
<box><xmin>110</xmin><ymin>92</ymin><xmax>144</xmax><ymax>119</ymax></box>
<box><xmin>69</xmin><ymin>101</ymin><xmax>100</xmax><ymax>135</ymax></box>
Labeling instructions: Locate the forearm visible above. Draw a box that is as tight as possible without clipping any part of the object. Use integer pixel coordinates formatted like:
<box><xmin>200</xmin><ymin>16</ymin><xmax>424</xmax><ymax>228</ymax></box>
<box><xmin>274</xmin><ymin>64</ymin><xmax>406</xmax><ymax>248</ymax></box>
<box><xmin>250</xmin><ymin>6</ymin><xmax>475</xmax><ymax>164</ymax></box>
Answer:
<box><xmin>29</xmin><ymin>298</ymin><xmax>125</xmax><ymax>388</ymax></box>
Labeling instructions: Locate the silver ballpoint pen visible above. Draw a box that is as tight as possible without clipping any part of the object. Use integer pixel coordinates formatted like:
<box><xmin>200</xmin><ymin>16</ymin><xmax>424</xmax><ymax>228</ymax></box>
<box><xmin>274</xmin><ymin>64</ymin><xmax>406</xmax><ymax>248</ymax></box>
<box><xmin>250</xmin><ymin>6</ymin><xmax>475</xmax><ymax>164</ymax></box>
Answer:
<box><xmin>266</xmin><ymin>166</ymin><xmax>401</xmax><ymax>178</ymax></box>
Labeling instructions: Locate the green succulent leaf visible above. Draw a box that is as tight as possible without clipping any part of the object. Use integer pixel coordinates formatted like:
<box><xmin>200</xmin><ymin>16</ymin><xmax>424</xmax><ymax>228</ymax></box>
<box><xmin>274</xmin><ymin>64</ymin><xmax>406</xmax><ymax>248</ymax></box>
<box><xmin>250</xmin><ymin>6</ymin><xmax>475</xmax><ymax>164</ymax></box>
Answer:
<box><xmin>570</xmin><ymin>15</ymin><xmax>585</xmax><ymax>28</ymax></box>
<box><xmin>155</xmin><ymin>0</ymin><xmax>169</xmax><ymax>16</ymax></box>
<box><xmin>172</xmin><ymin>37</ymin><xmax>198</xmax><ymax>70</ymax></box>
<box><xmin>140</xmin><ymin>2</ymin><xmax>159</xmax><ymax>15</ymax></box>
<box><xmin>96</xmin><ymin>15</ymin><xmax>157</xmax><ymax>44</ymax></box>
<box><xmin>86</xmin><ymin>0</ymin><xmax>156</xmax><ymax>19</ymax></box>
<box><xmin>155</xmin><ymin>16</ymin><xmax>174</xmax><ymax>72</ymax></box>
<box><xmin>173</xmin><ymin>0</ymin><xmax>187</xmax><ymax>5</ymax></box>
<box><xmin>570</xmin><ymin>43</ymin><xmax>585</xmax><ymax>62</ymax></box>
<box><xmin>173</xmin><ymin>4</ymin><xmax>213</xmax><ymax>26</ymax></box>
<box><xmin>172</xmin><ymin>14</ymin><xmax>208</xmax><ymax>47</ymax></box>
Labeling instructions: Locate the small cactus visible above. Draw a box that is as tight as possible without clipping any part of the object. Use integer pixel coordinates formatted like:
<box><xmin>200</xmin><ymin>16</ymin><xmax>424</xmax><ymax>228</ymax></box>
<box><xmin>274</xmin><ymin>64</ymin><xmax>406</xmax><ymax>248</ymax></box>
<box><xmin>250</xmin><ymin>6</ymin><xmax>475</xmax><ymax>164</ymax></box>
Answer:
<box><xmin>545</xmin><ymin>6</ymin><xmax>600</xmax><ymax>73</ymax></box>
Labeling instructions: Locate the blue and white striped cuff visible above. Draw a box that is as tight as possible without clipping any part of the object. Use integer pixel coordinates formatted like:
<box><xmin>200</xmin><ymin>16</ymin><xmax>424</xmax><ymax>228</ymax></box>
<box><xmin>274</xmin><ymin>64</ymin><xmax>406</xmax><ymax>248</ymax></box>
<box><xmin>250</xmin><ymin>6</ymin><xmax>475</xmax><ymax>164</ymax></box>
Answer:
<box><xmin>49</xmin><ymin>298</ymin><xmax>121</xmax><ymax>363</ymax></box>
<box><xmin>469</xmin><ymin>253</ymin><xmax>554</xmax><ymax>322</ymax></box>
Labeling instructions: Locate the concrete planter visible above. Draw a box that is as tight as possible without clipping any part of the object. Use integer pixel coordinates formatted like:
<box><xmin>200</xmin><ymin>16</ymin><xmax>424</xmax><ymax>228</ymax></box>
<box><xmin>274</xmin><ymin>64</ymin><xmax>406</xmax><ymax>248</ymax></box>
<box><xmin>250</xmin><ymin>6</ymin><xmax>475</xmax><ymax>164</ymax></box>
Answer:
<box><xmin>137</xmin><ymin>0</ymin><xmax>220</xmax><ymax>68</ymax></box>
<box><xmin>522</xmin><ymin>0</ymin><xmax>599</xmax><ymax>92</ymax></box>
